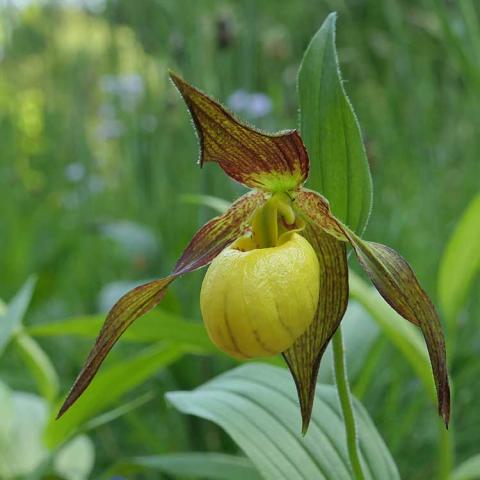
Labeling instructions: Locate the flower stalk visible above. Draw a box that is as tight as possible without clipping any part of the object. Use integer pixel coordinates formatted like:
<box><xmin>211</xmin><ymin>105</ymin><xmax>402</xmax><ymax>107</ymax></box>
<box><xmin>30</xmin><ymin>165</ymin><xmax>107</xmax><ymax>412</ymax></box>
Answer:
<box><xmin>332</xmin><ymin>327</ymin><xmax>366</xmax><ymax>480</ymax></box>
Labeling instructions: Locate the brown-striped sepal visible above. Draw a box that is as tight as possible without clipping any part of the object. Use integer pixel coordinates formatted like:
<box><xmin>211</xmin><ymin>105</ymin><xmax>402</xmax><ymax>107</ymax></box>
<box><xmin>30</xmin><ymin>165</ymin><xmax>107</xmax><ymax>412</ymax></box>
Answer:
<box><xmin>170</xmin><ymin>73</ymin><xmax>309</xmax><ymax>191</ymax></box>
<box><xmin>345</xmin><ymin>230</ymin><xmax>450</xmax><ymax>426</ymax></box>
<box><xmin>294</xmin><ymin>189</ymin><xmax>347</xmax><ymax>241</ymax></box>
<box><xmin>57</xmin><ymin>191</ymin><xmax>266</xmax><ymax>418</ymax></box>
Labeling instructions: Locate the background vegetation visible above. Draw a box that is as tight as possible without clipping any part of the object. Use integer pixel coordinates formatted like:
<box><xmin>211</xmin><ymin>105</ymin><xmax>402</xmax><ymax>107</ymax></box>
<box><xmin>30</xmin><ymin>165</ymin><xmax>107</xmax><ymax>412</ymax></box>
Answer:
<box><xmin>1</xmin><ymin>0</ymin><xmax>479</xmax><ymax>479</ymax></box>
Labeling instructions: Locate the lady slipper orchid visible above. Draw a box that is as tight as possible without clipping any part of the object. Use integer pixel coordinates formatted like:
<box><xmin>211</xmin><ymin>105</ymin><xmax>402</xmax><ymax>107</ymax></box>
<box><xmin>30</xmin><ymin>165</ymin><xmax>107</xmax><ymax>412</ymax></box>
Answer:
<box><xmin>58</xmin><ymin>73</ymin><xmax>450</xmax><ymax>433</ymax></box>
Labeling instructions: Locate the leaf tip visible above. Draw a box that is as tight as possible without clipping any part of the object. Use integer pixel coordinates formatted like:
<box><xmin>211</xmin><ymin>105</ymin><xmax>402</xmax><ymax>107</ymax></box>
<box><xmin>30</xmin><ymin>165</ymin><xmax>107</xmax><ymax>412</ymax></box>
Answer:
<box><xmin>301</xmin><ymin>417</ymin><xmax>311</xmax><ymax>436</ymax></box>
<box><xmin>326</xmin><ymin>11</ymin><xmax>337</xmax><ymax>23</ymax></box>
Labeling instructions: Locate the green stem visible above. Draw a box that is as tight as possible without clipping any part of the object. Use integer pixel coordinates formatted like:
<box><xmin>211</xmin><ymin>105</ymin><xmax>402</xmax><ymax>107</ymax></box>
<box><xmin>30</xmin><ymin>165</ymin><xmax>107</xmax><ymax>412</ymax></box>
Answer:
<box><xmin>332</xmin><ymin>328</ymin><xmax>366</xmax><ymax>480</ymax></box>
<box><xmin>438</xmin><ymin>418</ymin><xmax>454</xmax><ymax>480</ymax></box>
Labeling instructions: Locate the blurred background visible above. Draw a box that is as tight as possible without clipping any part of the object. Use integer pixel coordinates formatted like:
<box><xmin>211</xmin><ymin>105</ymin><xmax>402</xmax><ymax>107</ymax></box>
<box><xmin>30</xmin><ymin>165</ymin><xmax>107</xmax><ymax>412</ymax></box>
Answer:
<box><xmin>1</xmin><ymin>0</ymin><xmax>479</xmax><ymax>479</ymax></box>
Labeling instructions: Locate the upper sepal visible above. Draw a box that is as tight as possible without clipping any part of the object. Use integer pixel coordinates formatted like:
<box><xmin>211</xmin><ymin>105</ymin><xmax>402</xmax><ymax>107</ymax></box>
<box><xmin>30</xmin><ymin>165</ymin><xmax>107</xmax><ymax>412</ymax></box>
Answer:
<box><xmin>170</xmin><ymin>72</ymin><xmax>309</xmax><ymax>192</ymax></box>
<box><xmin>294</xmin><ymin>189</ymin><xmax>348</xmax><ymax>241</ymax></box>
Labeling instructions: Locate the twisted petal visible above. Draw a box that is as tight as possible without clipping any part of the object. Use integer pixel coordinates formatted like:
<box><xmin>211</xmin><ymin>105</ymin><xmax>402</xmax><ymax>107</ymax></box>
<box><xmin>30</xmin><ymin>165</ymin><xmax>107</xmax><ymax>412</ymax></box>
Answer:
<box><xmin>343</xmin><ymin>231</ymin><xmax>450</xmax><ymax>426</ymax></box>
<box><xmin>284</xmin><ymin>195</ymin><xmax>349</xmax><ymax>433</ymax></box>
<box><xmin>170</xmin><ymin>73</ymin><xmax>309</xmax><ymax>191</ymax></box>
<box><xmin>293</xmin><ymin>188</ymin><xmax>450</xmax><ymax>427</ymax></box>
<box><xmin>58</xmin><ymin>191</ymin><xmax>266</xmax><ymax>417</ymax></box>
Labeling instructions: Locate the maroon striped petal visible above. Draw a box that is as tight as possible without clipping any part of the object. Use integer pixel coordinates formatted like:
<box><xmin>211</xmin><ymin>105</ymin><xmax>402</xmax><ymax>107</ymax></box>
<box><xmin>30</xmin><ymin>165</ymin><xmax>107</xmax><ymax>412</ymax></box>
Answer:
<box><xmin>283</xmin><ymin>194</ymin><xmax>349</xmax><ymax>433</ymax></box>
<box><xmin>343</xmin><ymin>229</ymin><xmax>451</xmax><ymax>426</ymax></box>
<box><xmin>174</xmin><ymin>190</ymin><xmax>266</xmax><ymax>274</ymax></box>
<box><xmin>293</xmin><ymin>187</ymin><xmax>450</xmax><ymax>427</ymax></box>
<box><xmin>170</xmin><ymin>73</ymin><xmax>309</xmax><ymax>191</ymax></box>
<box><xmin>57</xmin><ymin>191</ymin><xmax>266</xmax><ymax>417</ymax></box>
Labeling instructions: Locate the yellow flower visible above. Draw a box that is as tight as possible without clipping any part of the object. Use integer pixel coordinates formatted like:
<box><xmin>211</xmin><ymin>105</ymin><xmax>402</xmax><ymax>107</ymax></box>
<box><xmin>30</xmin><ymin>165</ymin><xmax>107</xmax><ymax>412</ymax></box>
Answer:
<box><xmin>202</xmin><ymin>229</ymin><xmax>319</xmax><ymax>359</ymax></box>
<box><xmin>58</xmin><ymin>74</ymin><xmax>450</xmax><ymax>433</ymax></box>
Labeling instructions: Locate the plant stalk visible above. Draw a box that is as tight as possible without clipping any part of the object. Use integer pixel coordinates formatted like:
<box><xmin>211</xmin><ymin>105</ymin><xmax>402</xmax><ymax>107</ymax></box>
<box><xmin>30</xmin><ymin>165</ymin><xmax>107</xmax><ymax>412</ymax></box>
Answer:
<box><xmin>438</xmin><ymin>418</ymin><xmax>454</xmax><ymax>480</ymax></box>
<box><xmin>332</xmin><ymin>327</ymin><xmax>366</xmax><ymax>480</ymax></box>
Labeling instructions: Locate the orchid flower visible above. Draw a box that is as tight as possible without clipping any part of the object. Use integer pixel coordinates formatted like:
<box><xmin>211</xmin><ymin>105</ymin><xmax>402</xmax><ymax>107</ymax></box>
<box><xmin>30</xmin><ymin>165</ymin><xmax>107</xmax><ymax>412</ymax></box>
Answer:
<box><xmin>58</xmin><ymin>73</ymin><xmax>450</xmax><ymax>433</ymax></box>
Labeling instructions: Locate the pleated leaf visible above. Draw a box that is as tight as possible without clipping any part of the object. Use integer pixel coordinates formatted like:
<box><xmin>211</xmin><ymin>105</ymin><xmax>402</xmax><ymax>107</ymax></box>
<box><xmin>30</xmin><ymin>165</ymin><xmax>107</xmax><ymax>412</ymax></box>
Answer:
<box><xmin>167</xmin><ymin>363</ymin><xmax>400</xmax><ymax>480</ymax></box>
<box><xmin>58</xmin><ymin>191</ymin><xmax>265</xmax><ymax>417</ymax></box>
<box><xmin>283</xmin><ymin>201</ymin><xmax>348</xmax><ymax>433</ymax></box>
<box><xmin>298</xmin><ymin>13</ymin><xmax>372</xmax><ymax>233</ymax></box>
<box><xmin>345</xmin><ymin>229</ymin><xmax>450</xmax><ymax>425</ymax></box>
<box><xmin>111</xmin><ymin>453</ymin><xmax>262</xmax><ymax>480</ymax></box>
<box><xmin>171</xmin><ymin>73</ymin><xmax>309</xmax><ymax>192</ymax></box>
<box><xmin>451</xmin><ymin>454</ymin><xmax>480</xmax><ymax>480</ymax></box>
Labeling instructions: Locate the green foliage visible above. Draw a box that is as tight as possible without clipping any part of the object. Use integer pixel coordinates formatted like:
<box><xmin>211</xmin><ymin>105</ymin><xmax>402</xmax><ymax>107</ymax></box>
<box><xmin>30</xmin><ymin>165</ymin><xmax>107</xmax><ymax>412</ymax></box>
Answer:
<box><xmin>180</xmin><ymin>193</ymin><xmax>231</xmax><ymax>214</ymax></box>
<box><xmin>0</xmin><ymin>382</ymin><xmax>94</xmax><ymax>480</ymax></box>
<box><xmin>46</xmin><ymin>344</ymin><xmax>183</xmax><ymax>447</ymax></box>
<box><xmin>14</xmin><ymin>332</ymin><xmax>59</xmax><ymax>404</ymax></box>
<box><xmin>298</xmin><ymin>13</ymin><xmax>372</xmax><ymax>234</ymax></box>
<box><xmin>0</xmin><ymin>276</ymin><xmax>36</xmax><ymax>355</ymax></box>
<box><xmin>349</xmin><ymin>272</ymin><xmax>436</xmax><ymax>403</ymax></box>
<box><xmin>1</xmin><ymin>1</ymin><xmax>479</xmax><ymax>479</ymax></box>
<box><xmin>452</xmin><ymin>454</ymin><xmax>480</xmax><ymax>480</ymax></box>
<box><xmin>111</xmin><ymin>453</ymin><xmax>261</xmax><ymax>480</ymax></box>
<box><xmin>168</xmin><ymin>363</ymin><xmax>400</xmax><ymax>480</ymax></box>
<box><xmin>29</xmin><ymin>310</ymin><xmax>216</xmax><ymax>353</ymax></box>
<box><xmin>438</xmin><ymin>194</ymin><xmax>480</xmax><ymax>327</ymax></box>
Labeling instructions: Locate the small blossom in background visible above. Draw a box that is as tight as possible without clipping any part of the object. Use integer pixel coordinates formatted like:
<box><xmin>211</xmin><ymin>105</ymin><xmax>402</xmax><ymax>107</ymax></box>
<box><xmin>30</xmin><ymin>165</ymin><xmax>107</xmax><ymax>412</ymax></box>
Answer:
<box><xmin>100</xmin><ymin>73</ymin><xmax>145</xmax><ymax>111</ymax></box>
<box><xmin>227</xmin><ymin>89</ymin><xmax>273</xmax><ymax>119</ymax></box>
<box><xmin>64</xmin><ymin>162</ymin><xmax>86</xmax><ymax>183</ymax></box>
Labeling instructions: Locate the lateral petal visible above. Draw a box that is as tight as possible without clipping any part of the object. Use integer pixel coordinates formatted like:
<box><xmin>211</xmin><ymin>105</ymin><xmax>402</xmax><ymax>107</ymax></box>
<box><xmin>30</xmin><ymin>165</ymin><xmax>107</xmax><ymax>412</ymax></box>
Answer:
<box><xmin>283</xmin><ymin>207</ymin><xmax>349</xmax><ymax>433</ymax></box>
<box><xmin>344</xmin><ymin>230</ymin><xmax>450</xmax><ymax>426</ymax></box>
<box><xmin>58</xmin><ymin>190</ymin><xmax>266</xmax><ymax>417</ymax></box>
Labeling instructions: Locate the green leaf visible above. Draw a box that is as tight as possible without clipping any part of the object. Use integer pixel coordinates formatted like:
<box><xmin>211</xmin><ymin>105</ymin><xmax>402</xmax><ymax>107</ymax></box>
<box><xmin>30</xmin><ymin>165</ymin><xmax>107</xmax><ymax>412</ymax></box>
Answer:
<box><xmin>112</xmin><ymin>453</ymin><xmax>262</xmax><ymax>480</ymax></box>
<box><xmin>167</xmin><ymin>363</ymin><xmax>400</xmax><ymax>480</ymax></box>
<box><xmin>83</xmin><ymin>392</ymin><xmax>154</xmax><ymax>432</ymax></box>
<box><xmin>46</xmin><ymin>344</ymin><xmax>183</xmax><ymax>448</ymax></box>
<box><xmin>349</xmin><ymin>272</ymin><xmax>436</xmax><ymax>404</ymax></box>
<box><xmin>438</xmin><ymin>194</ymin><xmax>480</xmax><ymax>326</ymax></box>
<box><xmin>0</xmin><ymin>276</ymin><xmax>36</xmax><ymax>356</ymax></box>
<box><xmin>298</xmin><ymin>13</ymin><xmax>372</xmax><ymax>233</ymax></box>
<box><xmin>0</xmin><ymin>386</ymin><xmax>48</xmax><ymax>478</ymax></box>
<box><xmin>28</xmin><ymin>310</ymin><xmax>216</xmax><ymax>353</ymax></box>
<box><xmin>451</xmin><ymin>454</ymin><xmax>480</xmax><ymax>480</ymax></box>
<box><xmin>180</xmin><ymin>193</ymin><xmax>231</xmax><ymax>214</ymax></box>
<box><xmin>14</xmin><ymin>331</ymin><xmax>59</xmax><ymax>403</ymax></box>
<box><xmin>53</xmin><ymin>435</ymin><xmax>95</xmax><ymax>480</ymax></box>
<box><xmin>0</xmin><ymin>383</ymin><xmax>94</xmax><ymax>480</ymax></box>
